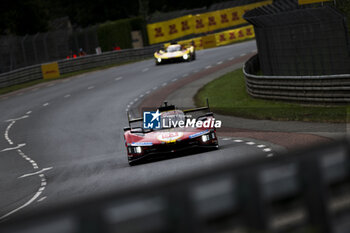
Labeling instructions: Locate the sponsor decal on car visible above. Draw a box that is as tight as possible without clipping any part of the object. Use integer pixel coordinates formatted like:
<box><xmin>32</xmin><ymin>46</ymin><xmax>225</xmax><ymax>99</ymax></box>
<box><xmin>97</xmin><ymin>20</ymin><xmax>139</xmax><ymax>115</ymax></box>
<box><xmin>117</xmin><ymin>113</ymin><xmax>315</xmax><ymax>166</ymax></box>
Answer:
<box><xmin>189</xmin><ymin>129</ymin><xmax>210</xmax><ymax>139</ymax></box>
<box><xmin>157</xmin><ymin>132</ymin><xmax>184</xmax><ymax>143</ymax></box>
<box><xmin>131</xmin><ymin>142</ymin><xmax>153</xmax><ymax>146</ymax></box>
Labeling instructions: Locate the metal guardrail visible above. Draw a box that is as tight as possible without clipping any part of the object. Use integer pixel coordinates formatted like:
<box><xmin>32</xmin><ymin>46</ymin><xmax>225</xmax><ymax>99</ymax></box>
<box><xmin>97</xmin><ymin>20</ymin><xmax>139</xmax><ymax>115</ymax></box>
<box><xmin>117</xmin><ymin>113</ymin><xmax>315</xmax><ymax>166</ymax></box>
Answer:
<box><xmin>0</xmin><ymin>44</ymin><xmax>161</xmax><ymax>89</ymax></box>
<box><xmin>244</xmin><ymin>55</ymin><xmax>350</xmax><ymax>103</ymax></box>
<box><xmin>0</xmin><ymin>139</ymin><xmax>349</xmax><ymax>233</ymax></box>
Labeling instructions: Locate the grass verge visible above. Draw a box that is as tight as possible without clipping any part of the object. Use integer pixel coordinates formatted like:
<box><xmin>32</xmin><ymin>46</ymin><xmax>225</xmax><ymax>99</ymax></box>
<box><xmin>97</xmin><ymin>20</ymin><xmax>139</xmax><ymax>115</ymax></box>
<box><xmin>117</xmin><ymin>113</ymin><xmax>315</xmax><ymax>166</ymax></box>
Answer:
<box><xmin>194</xmin><ymin>69</ymin><xmax>349</xmax><ymax>123</ymax></box>
<box><xmin>0</xmin><ymin>58</ymin><xmax>149</xmax><ymax>96</ymax></box>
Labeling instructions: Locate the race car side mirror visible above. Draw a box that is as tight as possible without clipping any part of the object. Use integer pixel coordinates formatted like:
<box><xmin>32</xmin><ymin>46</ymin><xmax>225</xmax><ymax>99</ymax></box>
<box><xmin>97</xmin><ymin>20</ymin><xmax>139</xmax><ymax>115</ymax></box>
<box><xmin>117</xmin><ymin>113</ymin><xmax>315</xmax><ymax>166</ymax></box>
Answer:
<box><xmin>124</xmin><ymin>127</ymin><xmax>131</xmax><ymax>131</ymax></box>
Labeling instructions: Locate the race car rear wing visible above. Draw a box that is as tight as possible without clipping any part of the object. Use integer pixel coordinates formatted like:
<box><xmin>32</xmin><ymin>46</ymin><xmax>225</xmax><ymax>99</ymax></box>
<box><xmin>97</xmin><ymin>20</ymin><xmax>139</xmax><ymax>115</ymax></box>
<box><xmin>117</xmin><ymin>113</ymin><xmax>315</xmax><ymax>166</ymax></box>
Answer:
<box><xmin>125</xmin><ymin>111</ymin><xmax>143</xmax><ymax>131</ymax></box>
<box><xmin>125</xmin><ymin>99</ymin><xmax>211</xmax><ymax>131</ymax></box>
<box><xmin>127</xmin><ymin>111</ymin><xmax>142</xmax><ymax>123</ymax></box>
<box><xmin>183</xmin><ymin>98</ymin><xmax>210</xmax><ymax>114</ymax></box>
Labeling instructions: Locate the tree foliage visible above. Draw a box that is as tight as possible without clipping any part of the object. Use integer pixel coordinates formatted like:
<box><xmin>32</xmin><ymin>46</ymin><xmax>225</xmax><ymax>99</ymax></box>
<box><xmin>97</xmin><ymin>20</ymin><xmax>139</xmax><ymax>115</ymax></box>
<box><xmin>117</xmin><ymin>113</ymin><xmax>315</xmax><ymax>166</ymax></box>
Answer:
<box><xmin>0</xmin><ymin>0</ymin><xmax>231</xmax><ymax>36</ymax></box>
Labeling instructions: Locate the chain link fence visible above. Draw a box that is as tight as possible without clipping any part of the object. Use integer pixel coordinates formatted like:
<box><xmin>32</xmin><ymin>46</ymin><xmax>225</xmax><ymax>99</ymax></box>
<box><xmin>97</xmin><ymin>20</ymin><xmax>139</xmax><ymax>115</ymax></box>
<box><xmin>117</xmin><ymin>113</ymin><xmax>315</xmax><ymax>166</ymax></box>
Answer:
<box><xmin>0</xmin><ymin>27</ymin><xmax>99</xmax><ymax>74</ymax></box>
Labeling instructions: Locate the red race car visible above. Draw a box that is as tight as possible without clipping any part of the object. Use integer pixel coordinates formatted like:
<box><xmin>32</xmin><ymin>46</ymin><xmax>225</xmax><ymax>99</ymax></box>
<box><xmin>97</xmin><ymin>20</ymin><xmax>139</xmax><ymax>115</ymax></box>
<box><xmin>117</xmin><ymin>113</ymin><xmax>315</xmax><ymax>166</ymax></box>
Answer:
<box><xmin>124</xmin><ymin>101</ymin><xmax>219</xmax><ymax>165</ymax></box>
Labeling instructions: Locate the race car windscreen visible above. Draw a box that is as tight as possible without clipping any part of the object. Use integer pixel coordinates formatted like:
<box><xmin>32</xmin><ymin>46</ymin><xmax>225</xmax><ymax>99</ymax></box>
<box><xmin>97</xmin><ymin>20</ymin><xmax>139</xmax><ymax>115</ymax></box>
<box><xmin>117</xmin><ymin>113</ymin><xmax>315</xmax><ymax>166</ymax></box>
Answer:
<box><xmin>161</xmin><ymin>110</ymin><xmax>186</xmax><ymax>128</ymax></box>
<box><xmin>166</xmin><ymin>45</ymin><xmax>181</xmax><ymax>52</ymax></box>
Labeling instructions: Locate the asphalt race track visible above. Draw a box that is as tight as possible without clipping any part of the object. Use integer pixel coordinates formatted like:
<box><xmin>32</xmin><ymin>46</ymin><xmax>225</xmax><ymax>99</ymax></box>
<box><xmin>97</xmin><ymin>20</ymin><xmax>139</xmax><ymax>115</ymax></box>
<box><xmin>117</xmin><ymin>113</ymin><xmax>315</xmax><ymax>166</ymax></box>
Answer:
<box><xmin>0</xmin><ymin>41</ymin><xmax>275</xmax><ymax>220</ymax></box>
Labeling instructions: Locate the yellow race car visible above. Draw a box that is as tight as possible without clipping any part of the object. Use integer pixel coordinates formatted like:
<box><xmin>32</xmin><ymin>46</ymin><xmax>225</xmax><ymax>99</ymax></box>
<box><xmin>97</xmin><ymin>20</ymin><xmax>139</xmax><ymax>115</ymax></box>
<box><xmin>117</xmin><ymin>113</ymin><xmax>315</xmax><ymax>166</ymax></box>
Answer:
<box><xmin>154</xmin><ymin>42</ymin><xmax>196</xmax><ymax>65</ymax></box>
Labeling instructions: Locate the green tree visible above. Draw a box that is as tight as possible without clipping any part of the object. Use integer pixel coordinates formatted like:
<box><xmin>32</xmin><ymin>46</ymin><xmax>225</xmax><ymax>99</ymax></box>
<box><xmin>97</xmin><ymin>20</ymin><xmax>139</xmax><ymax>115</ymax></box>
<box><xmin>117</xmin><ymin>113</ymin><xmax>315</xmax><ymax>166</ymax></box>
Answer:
<box><xmin>0</xmin><ymin>0</ymin><xmax>49</xmax><ymax>35</ymax></box>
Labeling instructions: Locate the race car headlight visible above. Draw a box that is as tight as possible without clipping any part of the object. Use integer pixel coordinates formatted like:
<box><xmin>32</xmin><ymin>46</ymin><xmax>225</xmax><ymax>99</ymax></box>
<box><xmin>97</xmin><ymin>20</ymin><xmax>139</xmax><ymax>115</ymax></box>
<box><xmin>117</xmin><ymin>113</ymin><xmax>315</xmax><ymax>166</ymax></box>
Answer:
<box><xmin>157</xmin><ymin>58</ymin><xmax>162</xmax><ymax>62</ymax></box>
<box><xmin>183</xmin><ymin>54</ymin><xmax>188</xmax><ymax>60</ymax></box>
<box><xmin>129</xmin><ymin>146</ymin><xmax>142</xmax><ymax>154</ymax></box>
<box><xmin>201</xmin><ymin>134</ymin><xmax>210</xmax><ymax>142</ymax></box>
<box><xmin>135</xmin><ymin>146</ymin><xmax>142</xmax><ymax>153</ymax></box>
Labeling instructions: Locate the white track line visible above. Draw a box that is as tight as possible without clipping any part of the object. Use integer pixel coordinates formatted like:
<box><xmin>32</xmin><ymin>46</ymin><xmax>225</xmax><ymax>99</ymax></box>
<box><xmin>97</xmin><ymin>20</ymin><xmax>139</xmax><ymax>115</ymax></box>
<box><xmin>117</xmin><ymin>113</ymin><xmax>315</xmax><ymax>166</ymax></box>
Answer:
<box><xmin>229</xmin><ymin>57</ymin><xmax>235</xmax><ymax>60</ymax></box>
<box><xmin>240</xmin><ymin>53</ymin><xmax>246</xmax><ymax>57</ymax></box>
<box><xmin>0</xmin><ymin>114</ymin><xmax>50</xmax><ymax>220</ymax></box>
<box><xmin>18</xmin><ymin>149</ymin><xmax>39</xmax><ymax>170</ymax></box>
<box><xmin>115</xmin><ymin>76</ymin><xmax>123</xmax><ymax>81</ymax></box>
<box><xmin>1</xmin><ymin>143</ymin><xmax>26</xmax><ymax>152</ymax></box>
<box><xmin>205</xmin><ymin>65</ymin><xmax>212</xmax><ymax>69</ymax></box>
<box><xmin>4</xmin><ymin>121</ymin><xmax>15</xmax><ymax>145</ymax></box>
<box><xmin>142</xmin><ymin>68</ymin><xmax>149</xmax><ymax>72</ymax></box>
<box><xmin>43</xmin><ymin>103</ymin><xmax>49</xmax><ymax>107</ymax></box>
<box><xmin>18</xmin><ymin>167</ymin><xmax>53</xmax><ymax>178</ymax></box>
<box><xmin>0</xmin><ymin>190</ymin><xmax>43</xmax><ymax>220</ymax></box>
<box><xmin>221</xmin><ymin>138</ymin><xmax>231</xmax><ymax>141</ymax></box>
<box><xmin>6</xmin><ymin>115</ymin><xmax>29</xmax><ymax>122</ymax></box>
<box><xmin>217</xmin><ymin>61</ymin><xmax>223</xmax><ymax>65</ymax></box>
<box><xmin>64</xmin><ymin>94</ymin><xmax>71</xmax><ymax>98</ymax></box>
<box><xmin>230</xmin><ymin>138</ymin><xmax>273</xmax><ymax>156</ymax></box>
<box><xmin>145</xmin><ymin>91</ymin><xmax>150</xmax><ymax>94</ymax></box>
<box><xmin>37</xmin><ymin>196</ymin><xmax>47</xmax><ymax>202</ymax></box>
<box><xmin>26</xmin><ymin>111</ymin><xmax>32</xmax><ymax>115</ymax></box>
<box><xmin>87</xmin><ymin>86</ymin><xmax>94</xmax><ymax>90</ymax></box>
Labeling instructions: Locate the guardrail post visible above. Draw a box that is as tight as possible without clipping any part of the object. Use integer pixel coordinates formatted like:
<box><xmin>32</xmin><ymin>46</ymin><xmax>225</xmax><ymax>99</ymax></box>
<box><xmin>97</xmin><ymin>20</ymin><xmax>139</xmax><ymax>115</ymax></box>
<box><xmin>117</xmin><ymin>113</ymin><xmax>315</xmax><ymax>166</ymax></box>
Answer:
<box><xmin>238</xmin><ymin>168</ymin><xmax>270</xmax><ymax>231</ymax></box>
<box><xmin>166</xmin><ymin>186</ymin><xmax>198</xmax><ymax>233</ymax></box>
<box><xmin>298</xmin><ymin>154</ymin><xmax>332</xmax><ymax>233</ymax></box>
<box><xmin>77</xmin><ymin>208</ymin><xmax>108</xmax><ymax>233</ymax></box>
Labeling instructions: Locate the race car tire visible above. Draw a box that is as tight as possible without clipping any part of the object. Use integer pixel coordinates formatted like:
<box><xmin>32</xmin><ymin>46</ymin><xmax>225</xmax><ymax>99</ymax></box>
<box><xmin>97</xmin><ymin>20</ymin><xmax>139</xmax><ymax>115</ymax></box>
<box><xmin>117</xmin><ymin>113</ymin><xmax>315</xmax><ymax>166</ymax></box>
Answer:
<box><xmin>128</xmin><ymin>160</ymin><xmax>138</xmax><ymax>166</ymax></box>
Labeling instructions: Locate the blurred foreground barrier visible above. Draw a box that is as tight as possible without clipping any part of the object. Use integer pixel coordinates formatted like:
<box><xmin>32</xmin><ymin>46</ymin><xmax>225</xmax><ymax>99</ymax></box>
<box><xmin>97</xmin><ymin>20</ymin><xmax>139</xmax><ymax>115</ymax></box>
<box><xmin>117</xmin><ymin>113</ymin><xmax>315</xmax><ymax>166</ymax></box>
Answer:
<box><xmin>244</xmin><ymin>55</ymin><xmax>350</xmax><ymax>103</ymax></box>
<box><xmin>1</xmin><ymin>139</ymin><xmax>349</xmax><ymax>233</ymax></box>
<box><xmin>0</xmin><ymin>44</ymin><xmax>161</xmax><ymax>89</ymax></box>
